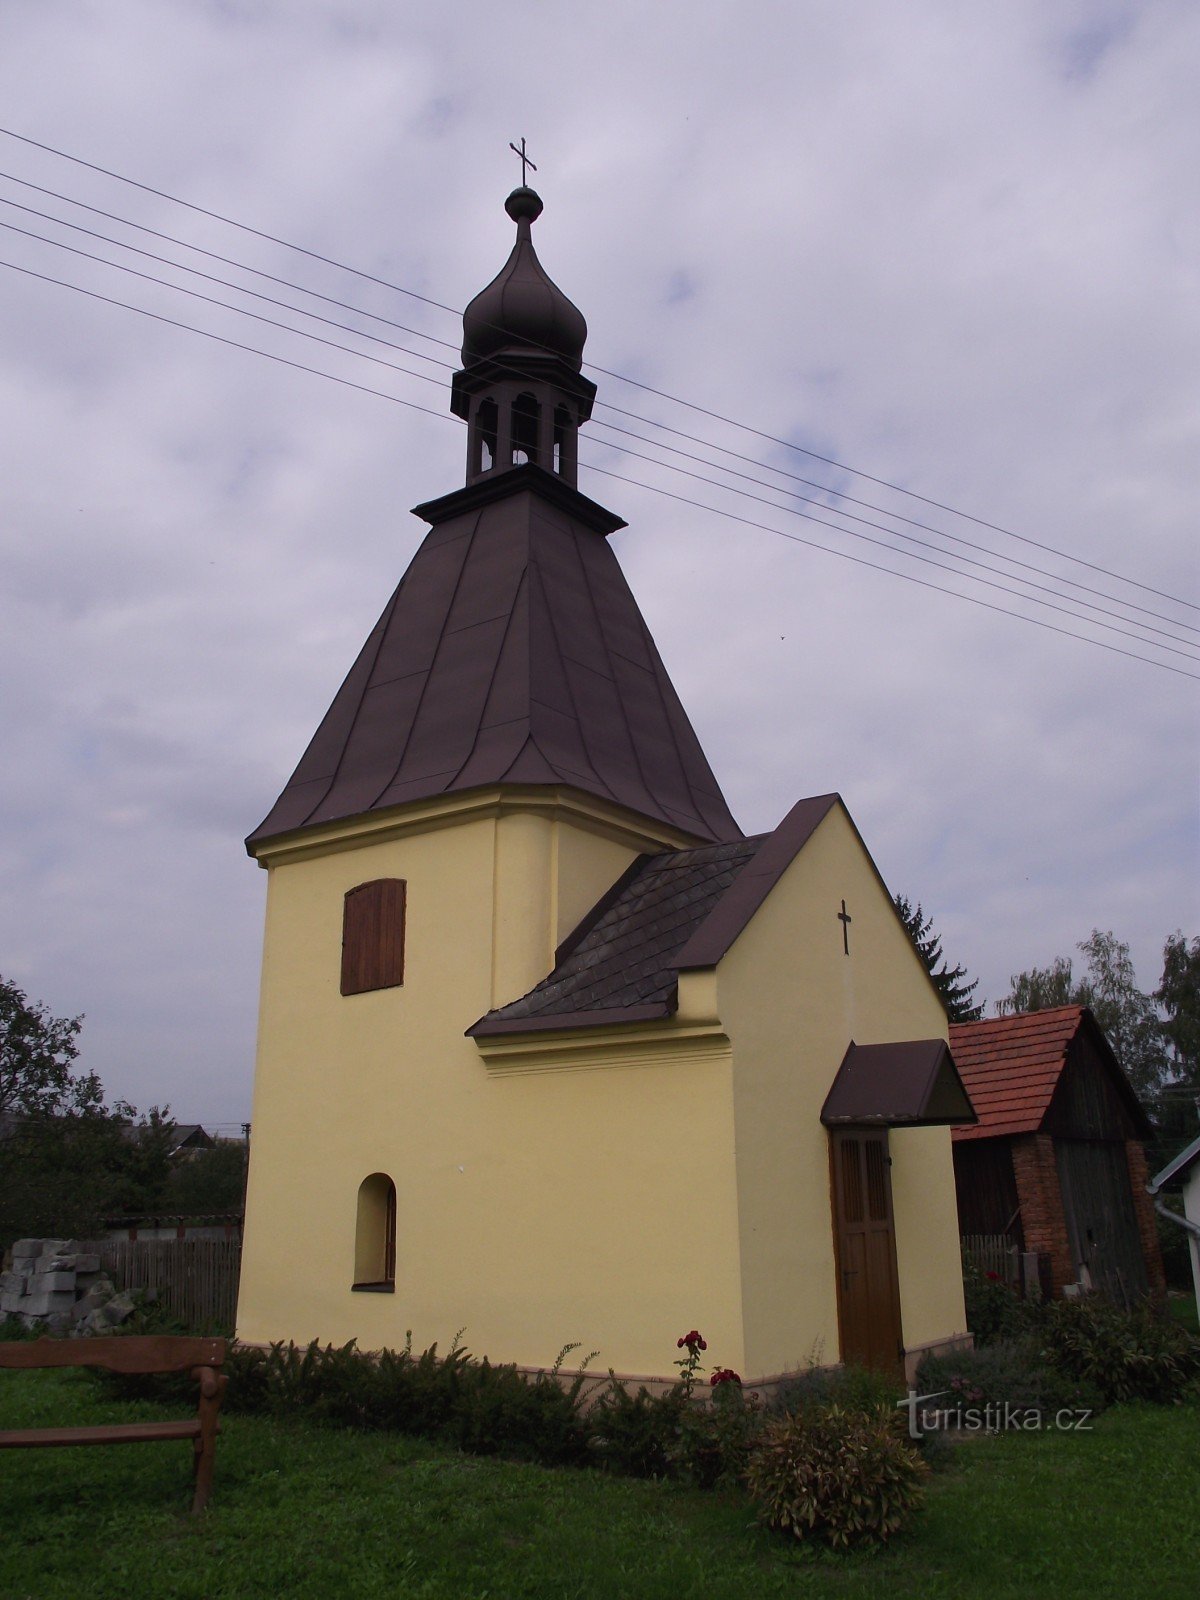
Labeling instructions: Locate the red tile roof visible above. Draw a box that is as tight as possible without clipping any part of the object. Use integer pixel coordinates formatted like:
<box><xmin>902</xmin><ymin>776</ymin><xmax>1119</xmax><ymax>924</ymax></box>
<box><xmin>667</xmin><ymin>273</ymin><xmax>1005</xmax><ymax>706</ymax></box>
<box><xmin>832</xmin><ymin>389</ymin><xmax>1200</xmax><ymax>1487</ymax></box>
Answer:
<box><xmin>948</xmin><ymin>1006</ymin><xmax>1086</xmax><ymax>1142</ymax></box>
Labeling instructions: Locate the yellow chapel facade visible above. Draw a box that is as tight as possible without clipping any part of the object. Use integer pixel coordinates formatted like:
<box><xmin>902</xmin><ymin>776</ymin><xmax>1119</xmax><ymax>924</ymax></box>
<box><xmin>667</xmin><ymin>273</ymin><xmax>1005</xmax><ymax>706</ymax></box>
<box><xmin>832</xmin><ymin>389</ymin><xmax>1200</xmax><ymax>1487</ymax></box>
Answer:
<box><xmin>236</xmin><ymin>185</ymin><xmax>972</xmax><ymax>1385</ymax></box>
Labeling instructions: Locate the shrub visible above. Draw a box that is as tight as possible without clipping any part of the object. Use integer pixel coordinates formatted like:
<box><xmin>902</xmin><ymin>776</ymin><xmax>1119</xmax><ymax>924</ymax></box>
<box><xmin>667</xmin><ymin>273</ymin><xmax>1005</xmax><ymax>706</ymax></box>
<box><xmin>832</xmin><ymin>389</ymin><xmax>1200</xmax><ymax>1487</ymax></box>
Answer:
<box><xmin>1039</xmin><ymin>1296</ymin><xmax>1200</xmax><ymax>1405</ymax></box>
<box><xmin>915</xmin><ymin>1338</ymin><xmax>1104</xmax><ymax>1424</ymax></box>
<box><xmin>220</xmin><ymin>1335</ymin><xmax>593</xmax><ymax>1467</ymax></box>
<box><xmin>962</xmin><ymin>1260</ymin><xmax>1032</xmax><ymax>1346</ymax></box>
<box><xmin>588</xmin><ymin>1381</ymin><xmax>687</xmax><ymax>1479</ymax></box>
<box><xmin>771</xmin><ymin>1360</ymin><xmax>903</xmax><ymax>1419</ymax></box>
<box><xmin>745</xmin><ymin>1405</ymin><xmax>928</xmax><ymax>1549</ymax></box>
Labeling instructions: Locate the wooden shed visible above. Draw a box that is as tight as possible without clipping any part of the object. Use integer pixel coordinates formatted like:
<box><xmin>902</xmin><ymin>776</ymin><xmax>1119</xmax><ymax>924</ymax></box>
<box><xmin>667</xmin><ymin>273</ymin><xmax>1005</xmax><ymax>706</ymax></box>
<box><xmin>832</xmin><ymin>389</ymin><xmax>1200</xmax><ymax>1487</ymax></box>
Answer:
<box><xmin>949</xmin><ymin>1006</ymin><xmax>1164</xmax><ymax>1304</ymax></box>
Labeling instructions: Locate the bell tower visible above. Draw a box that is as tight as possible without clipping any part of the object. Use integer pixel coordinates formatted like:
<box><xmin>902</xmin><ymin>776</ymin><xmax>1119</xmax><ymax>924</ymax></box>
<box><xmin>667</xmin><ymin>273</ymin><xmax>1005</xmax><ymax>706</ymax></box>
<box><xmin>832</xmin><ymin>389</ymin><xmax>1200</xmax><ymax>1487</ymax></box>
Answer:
<box><xmin>450</xmin><ymin>186</ymin><xmax>596</xmax><ymax>488</ymax></box>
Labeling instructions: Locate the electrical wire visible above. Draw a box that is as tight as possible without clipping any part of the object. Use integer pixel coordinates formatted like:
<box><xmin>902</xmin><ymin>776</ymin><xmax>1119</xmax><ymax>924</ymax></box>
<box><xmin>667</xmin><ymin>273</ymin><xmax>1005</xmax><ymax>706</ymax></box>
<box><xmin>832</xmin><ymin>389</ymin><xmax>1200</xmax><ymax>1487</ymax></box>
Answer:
<box><xmin>575</xmin><ymin>459</ymin><xmax>1200</xmax><ymax>682</ymax></box>
<box><xmin>5</xmin><ymin>164</ymin><xmax>1188</xmax><ymax>637</ymax></box>
<box><xmin>1</xmin><ymin>122</ymin><xmax>1193</xmax><ymax>616</ymax></box>
<box><xmin>6</xmin><ymin>227</ymin><xmax>1196</xmax><ymax>663</ymax></box>
<box><xmin>0</xmin><ymin>255</ymin><xmax>450</xmax><ymax>420</ymax></box>
<box><xmin>3</xmin><ymin>193</ymin><xmax>1194</xmax><ymax>655</ymax></box>
<box><xmin>4</xmin><ymin>251</ymin><xmax>1196</xmax><ymax>683</ymax></box>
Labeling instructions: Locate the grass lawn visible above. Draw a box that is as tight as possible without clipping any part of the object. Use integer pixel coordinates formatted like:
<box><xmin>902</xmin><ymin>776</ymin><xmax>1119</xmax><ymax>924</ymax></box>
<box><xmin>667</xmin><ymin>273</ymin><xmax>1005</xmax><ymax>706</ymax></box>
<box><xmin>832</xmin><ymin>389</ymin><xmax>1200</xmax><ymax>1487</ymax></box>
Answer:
<box><xmin>1</xmin><ymin>1370</ymin><xmax>1197</xmax><ymax>1600</ymax></box>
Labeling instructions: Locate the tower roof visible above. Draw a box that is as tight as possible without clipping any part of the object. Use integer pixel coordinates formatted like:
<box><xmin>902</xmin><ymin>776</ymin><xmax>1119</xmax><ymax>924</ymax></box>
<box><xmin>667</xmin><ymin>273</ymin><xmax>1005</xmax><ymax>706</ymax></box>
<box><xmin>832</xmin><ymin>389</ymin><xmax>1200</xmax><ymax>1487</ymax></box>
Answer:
<box><xmin>247</xmin><ymin>467</ymin><xmax>741</xmax><ymax>849</ymax></box>
<box><xmin>460</xmin><ymin>187</ymin><xmax>587</xmax><ymax>372</ymax></box>
<box><xmin>248</xmin><ymin>185</ymin><xmax>741</xmax><ymax>853</ymax></box>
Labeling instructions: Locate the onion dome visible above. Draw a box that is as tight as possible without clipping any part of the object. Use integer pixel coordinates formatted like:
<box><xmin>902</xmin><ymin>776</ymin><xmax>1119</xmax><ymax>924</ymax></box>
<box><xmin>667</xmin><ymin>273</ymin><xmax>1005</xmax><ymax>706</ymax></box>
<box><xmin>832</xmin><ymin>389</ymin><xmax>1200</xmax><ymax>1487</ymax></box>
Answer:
<box><xmin>460</xmin><ymin>188</ymin><xmax>587</xmax><ymax>372</ymax></box>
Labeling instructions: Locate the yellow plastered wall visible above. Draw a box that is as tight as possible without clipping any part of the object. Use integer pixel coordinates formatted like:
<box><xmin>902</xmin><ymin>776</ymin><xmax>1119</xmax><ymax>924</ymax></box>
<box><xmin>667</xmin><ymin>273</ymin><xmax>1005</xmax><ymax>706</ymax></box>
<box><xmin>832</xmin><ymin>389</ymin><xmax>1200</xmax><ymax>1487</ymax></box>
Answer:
<box><xmin>238</xmin><ymin>800</ymin><xmax>746</xmax><ymax>1374</ymax></box>
<box><xmin>715</xmin><ymin>803</ymin><xmax>967</xmax><ymax>1377</ymax></box>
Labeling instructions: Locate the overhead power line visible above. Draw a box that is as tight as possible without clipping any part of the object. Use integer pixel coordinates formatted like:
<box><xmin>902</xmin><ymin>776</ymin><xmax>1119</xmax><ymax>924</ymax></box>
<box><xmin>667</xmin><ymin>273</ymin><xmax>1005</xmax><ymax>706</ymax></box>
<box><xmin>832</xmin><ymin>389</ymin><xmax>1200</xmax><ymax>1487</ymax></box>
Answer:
<box><xmin>7</xmin><ymin>176</ymin><xmax>1193</xmax><ymax>642</ymax></box>
<box><xmin>3</xmin><ymin>251</ymin><xmax>1196</xmax><ymax>684</ymax></box>
<box><xmin>0</xmin><ymin>122</ymin><xmax>1192</xmax><ymax>619</ymax></box>
<box><xmin>3</xmin><ymin>188</ymin><xmax>1194</xmax><ymax>657</ymax></box>
<box><xmin>4</xmin><ymin>233</ymin><xmax>1196</xmax><ymax>664</ymax></box>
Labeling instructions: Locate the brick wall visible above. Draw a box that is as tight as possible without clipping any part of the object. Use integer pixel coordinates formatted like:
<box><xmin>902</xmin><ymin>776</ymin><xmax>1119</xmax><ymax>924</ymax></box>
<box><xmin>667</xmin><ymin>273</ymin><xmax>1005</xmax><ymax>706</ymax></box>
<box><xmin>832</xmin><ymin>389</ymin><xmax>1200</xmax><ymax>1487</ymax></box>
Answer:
<box><xmin>1124</xmin><ymin>1140</ymin><xmax>1167</xmax><ymax>1297</ymax></box>
<box><xmin>1010</xmin><ymin>1133</ymin><xmax>1075</xmax><ymax>1294</ymax></box>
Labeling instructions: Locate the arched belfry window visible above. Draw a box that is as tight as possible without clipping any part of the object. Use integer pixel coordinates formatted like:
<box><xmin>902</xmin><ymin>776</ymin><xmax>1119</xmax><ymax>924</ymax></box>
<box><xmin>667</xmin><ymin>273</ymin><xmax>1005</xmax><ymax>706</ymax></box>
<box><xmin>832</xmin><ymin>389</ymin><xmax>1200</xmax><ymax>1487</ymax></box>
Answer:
<box><xmin>353</xmin><ymin>1172</ymin><xmax>396</xmax><ymax>1291</ymax></box>
<box><xmin>474</xmin><ymin>396</ymin><xmax>498</xmax><ymax>474</ymax></box>
<box><xmin>511</xmin><ymin>391</ymin><xmax>540</xmax><ymax>466</ymax></box>
<box><xmin>341</xmin><ymin>879</ymin><xmax>406</xmax><ymax>996</ymax></box>
<box><xmin>553</xmin><ymin>404</ymin><xmax>576</xmax><ymax>484</ymax></box>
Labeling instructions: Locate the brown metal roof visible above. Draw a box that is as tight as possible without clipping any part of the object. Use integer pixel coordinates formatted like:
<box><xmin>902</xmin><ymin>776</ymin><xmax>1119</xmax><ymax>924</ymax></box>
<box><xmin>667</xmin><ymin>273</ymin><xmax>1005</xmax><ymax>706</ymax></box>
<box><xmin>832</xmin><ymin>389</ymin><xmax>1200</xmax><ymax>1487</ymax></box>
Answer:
<box><xmin>821</xmin><ymin>1040</ymin><xmax>977</xmax><ymax>1127</ymax></box>
<box><xmin>248</xmin><ymin>465</ymin><xmax>741</xmax><ymax>849</ymax></box>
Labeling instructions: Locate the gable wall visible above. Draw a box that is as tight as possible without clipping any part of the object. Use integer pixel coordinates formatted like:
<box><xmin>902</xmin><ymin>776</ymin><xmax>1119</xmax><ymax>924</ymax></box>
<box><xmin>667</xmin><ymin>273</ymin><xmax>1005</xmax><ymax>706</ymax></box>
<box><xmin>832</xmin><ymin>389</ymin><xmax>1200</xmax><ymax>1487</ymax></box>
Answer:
<box><xmin>239</xmin><ymin>803</ymin><xmax>746</xmax><ymax>1375</ymax></box>
<box><xmin>714</xmin><ymin>804</ymin><xmax>967</xmax><ymax>1377</ymax></box>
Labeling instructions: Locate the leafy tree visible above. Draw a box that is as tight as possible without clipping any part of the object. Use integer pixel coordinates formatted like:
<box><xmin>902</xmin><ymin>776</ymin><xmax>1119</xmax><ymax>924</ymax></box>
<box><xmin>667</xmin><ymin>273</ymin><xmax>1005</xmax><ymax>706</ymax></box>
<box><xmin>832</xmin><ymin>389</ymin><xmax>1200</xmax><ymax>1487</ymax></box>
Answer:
<box><xmin>164</xmin><ymin>1139</ymin><xmax>248</xmax><ymax>1216</ymax></box>
<box><xmin>0</xmin><ymin>975</ymin><xmax>174</xmax><ymax>1246</ymax></box>
<box><xmin>996</xmin><ymin>931</ymin><xmax>1168</xmax><ymax>1103</ymax></box>
<box><xmin>996</xmin><ymin>954</ymin><xmax>1086</xmax><ymax>1016</ymax></box>
<box><xmin>1077</xmin><ymin>930</ymin><xmax>1168</xmax><ymax>1101</ymax></box>
<box><xmin>893</xmin><ymin>896</ymin><xmax>983</xmax><ymax>1022</ymax></box>
<box><xmin>1156</xmin><ymin>932</ymin><xmax>1200</xmax><ymax>1086</ymax></box>
<box><xmin>1151</xmin><ymin>932</ymin><xmax>1200</xmax><ymax>1165</ymax></box>
<box><xmin>0</xmin><ymin>1103</ymin><xmax>172</xmax><ymax>1245</ymax></box>
<box><xmin>0</xmin><ymin>975</ymin><xmax>100</xmax><ymax>1118</ymax></box>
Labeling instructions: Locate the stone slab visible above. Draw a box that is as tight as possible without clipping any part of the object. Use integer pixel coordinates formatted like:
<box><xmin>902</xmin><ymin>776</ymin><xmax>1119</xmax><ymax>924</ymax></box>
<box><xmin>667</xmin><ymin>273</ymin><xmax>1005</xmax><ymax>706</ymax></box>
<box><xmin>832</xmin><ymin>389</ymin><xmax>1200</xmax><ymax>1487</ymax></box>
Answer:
<box><xmin>32</xmin><ymin>1271</ymin><xmax>77</xmax><ymax>1293</ymax></box>
<box><xmin>36</xmin><ymin>1254</ymin><xmax>99</xmax><ymax>1275</ymax></box>
<box><xmin>16</xmin><ymin>1288</ymin><xmax>77</xmax><ymax>1318</ymax></box>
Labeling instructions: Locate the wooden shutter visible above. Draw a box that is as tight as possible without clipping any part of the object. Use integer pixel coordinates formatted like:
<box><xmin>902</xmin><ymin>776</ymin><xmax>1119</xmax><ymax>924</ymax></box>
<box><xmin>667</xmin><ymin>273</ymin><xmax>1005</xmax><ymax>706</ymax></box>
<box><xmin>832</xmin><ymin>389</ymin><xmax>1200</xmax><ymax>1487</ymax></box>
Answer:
<box><xmin>340</xmin><ymin>879</ymin><xmax>406</xmax><ymax>996</ymax></box>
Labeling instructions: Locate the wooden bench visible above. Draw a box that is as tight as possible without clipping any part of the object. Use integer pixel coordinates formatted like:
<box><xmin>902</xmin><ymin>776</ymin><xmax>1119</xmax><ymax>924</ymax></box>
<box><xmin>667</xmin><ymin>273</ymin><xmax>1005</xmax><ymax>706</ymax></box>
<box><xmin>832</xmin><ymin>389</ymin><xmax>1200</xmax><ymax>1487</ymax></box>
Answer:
<box><xmin>0</xmin><ymin>1334</ymin><xmax>227</xmax><ymax>1513</ymax></box>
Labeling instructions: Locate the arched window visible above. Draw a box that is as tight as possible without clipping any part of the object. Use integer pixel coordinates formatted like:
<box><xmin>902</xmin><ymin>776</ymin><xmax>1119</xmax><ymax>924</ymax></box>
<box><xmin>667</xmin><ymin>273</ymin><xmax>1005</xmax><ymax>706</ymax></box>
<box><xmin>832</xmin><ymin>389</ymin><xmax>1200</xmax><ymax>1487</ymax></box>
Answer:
<box><xmin>353</xmin><ymin>1172</ymin><xmax>396</xmax><ymax>1290</ymax></box>
<box><xmin>553</xmin><ymin>404</ymin><xmax>574</xmax><ymax>480</ymax></box>
<box><xmin>341</xmin><ymin>879</ymin><xmax>405</xmax><ymax>996</ymax></box>
<box><xmin>475</xmin><ymin>396</ymin><xmax>498</xmax><ymax>474</ymax></box>
<box><xmin>511</xmin><ymin>391</ymin><xmax>539</xmax><ymax>465</ymax></box>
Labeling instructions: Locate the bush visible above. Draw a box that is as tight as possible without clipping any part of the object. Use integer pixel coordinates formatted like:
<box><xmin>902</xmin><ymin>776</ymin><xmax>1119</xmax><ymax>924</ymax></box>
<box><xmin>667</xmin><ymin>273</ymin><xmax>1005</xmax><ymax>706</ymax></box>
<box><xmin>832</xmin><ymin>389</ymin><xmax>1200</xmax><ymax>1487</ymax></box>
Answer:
<box><xmin>745</xmin><ymin>1405</ymin><xmax>928</xmax><ymax>1549</ymax></box>
<box><xmin>770</xmin><ymin>1360</ymin><xmax>903</xmax><ymax>1419</ymax></box>
<box><xmin>587</xmin><ymin>1381</ymin><xmax>686</xmax><ymax>1479</ymax></box>
<box><xmin>220</xmin><ymin>1335</ymin><xmax>593</xmax><ymax>1467</ymax></box>
<box><xmin>1039</xmin><ymin>1295</ymin><xmax>1200</xmax><ymax>1405</ymax></box>
<box><xmin>962</xmin><ymin>1260</ymin><xmax>1033</xmax><ymax>1346</ymax></box>
<box><xmin>916</xmin><ymin>1338</ymin><xmax>1104</xmax><ymax>1424</ymax></box>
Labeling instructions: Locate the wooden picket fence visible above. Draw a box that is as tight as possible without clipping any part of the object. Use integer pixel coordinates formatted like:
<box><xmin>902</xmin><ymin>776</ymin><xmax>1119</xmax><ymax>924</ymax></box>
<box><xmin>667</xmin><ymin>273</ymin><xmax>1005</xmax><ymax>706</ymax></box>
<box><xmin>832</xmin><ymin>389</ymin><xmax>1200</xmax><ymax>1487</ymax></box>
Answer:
<box><xmin>961</xmin><ymin>1233</ymin><xmax>1021</xmax><ymax>1287</ymax></box>
<box><xmin>95</xmin><ymin>1237</ymin><xmax>241</xmax><ymax>1332</ymax></box>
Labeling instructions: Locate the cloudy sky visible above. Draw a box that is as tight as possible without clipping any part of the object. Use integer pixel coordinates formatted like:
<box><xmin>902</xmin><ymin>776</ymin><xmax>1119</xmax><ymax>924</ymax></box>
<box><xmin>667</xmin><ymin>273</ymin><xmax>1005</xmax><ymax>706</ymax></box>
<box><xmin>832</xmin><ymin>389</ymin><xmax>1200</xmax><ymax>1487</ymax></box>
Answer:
<box><xmin>1</xmin><ymin>1</ymin><xmax>1196</xmax><ymax>1131</ymax></box>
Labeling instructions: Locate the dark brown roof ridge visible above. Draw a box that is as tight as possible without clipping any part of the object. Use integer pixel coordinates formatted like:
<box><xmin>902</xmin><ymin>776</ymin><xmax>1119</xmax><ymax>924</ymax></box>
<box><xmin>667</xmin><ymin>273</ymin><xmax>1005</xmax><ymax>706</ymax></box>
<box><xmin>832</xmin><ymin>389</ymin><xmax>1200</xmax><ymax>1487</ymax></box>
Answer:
<box><xmin>675</xmin><ymin>794</ymin><xmax>840</xmax><ymax>970</ymax></box>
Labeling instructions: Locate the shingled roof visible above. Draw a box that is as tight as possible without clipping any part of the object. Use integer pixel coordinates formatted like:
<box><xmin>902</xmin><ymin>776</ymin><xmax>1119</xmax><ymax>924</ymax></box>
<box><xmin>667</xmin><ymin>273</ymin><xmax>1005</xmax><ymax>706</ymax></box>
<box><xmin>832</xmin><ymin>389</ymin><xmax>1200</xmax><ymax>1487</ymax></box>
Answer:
<box><xmin>470</xmin><ymin>836</ymin><xmax>763</xmax><ymax>1035</ymax></box>
<box><xmin>469</xmin><ymin>794</ymin><xmax>844</xmax><ymax>1037</ymax></box>
<box><xmin>248</xmin><ymin>468</ymin><xmax>741</xmax><ymax>849</ymax></box>
<box><xmin>948</xmin><ymin>1005</ymin><xmax>1138</xmax><ymax>1141</ymax></box>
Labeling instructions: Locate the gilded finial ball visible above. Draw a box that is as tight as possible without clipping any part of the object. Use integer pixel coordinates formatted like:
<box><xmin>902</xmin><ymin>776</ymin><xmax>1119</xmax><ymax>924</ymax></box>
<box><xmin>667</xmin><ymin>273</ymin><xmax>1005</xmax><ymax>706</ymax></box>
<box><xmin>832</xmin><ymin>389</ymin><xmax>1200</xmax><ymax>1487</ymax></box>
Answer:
<box><xmin>505</xmin><ymin>186</ymin><xmax>543</xmax><ymax>224</ymax></box>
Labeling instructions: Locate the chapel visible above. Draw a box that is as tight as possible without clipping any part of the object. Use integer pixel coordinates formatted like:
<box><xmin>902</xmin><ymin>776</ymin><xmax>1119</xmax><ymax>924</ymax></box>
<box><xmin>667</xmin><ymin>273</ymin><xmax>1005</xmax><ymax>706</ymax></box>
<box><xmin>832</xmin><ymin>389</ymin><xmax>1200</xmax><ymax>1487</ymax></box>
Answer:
<box><xmin>236</xmin><ymin>183</ymin><xmax>974</xmax><ymax>1384</ymax></box>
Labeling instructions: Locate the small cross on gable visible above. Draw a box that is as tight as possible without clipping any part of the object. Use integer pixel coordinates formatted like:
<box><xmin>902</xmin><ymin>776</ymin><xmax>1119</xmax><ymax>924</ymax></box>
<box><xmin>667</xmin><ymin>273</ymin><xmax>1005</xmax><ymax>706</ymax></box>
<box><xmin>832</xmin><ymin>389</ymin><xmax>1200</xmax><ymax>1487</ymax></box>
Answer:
<box><xmin>838</xmin><ymin>899</ymin><xmax>852</xmax><ymax>956</ymax></box>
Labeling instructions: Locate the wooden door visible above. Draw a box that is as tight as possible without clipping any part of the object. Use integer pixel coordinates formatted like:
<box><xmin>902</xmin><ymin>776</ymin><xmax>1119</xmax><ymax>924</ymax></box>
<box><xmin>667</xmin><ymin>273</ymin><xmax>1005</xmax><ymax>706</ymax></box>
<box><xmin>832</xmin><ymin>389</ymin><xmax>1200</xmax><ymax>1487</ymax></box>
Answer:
<box><xmin>830</xmin><ymin>1129</ymin><xmax>904</xmax><ymax>1374</ymax></box>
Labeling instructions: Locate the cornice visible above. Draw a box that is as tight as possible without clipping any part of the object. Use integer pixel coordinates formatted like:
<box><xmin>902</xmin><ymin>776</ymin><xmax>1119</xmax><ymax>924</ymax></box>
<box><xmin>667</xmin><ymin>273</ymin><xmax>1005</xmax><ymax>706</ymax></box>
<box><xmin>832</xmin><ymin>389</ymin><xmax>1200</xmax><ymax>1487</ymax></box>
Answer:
<box><xmin>472</xmin><ymin>1016</ymin><xmax>731</xmax><ymax>1078</ymax></box>
<box><xmin>411</xmin><ymin>461</ymin><xmax>626</xmax><ymax>537</ymax></box>
<box><xmin>249</xmin><ymin>784</ymin><xmax>705</xmax><ymax>868</ymax></box>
